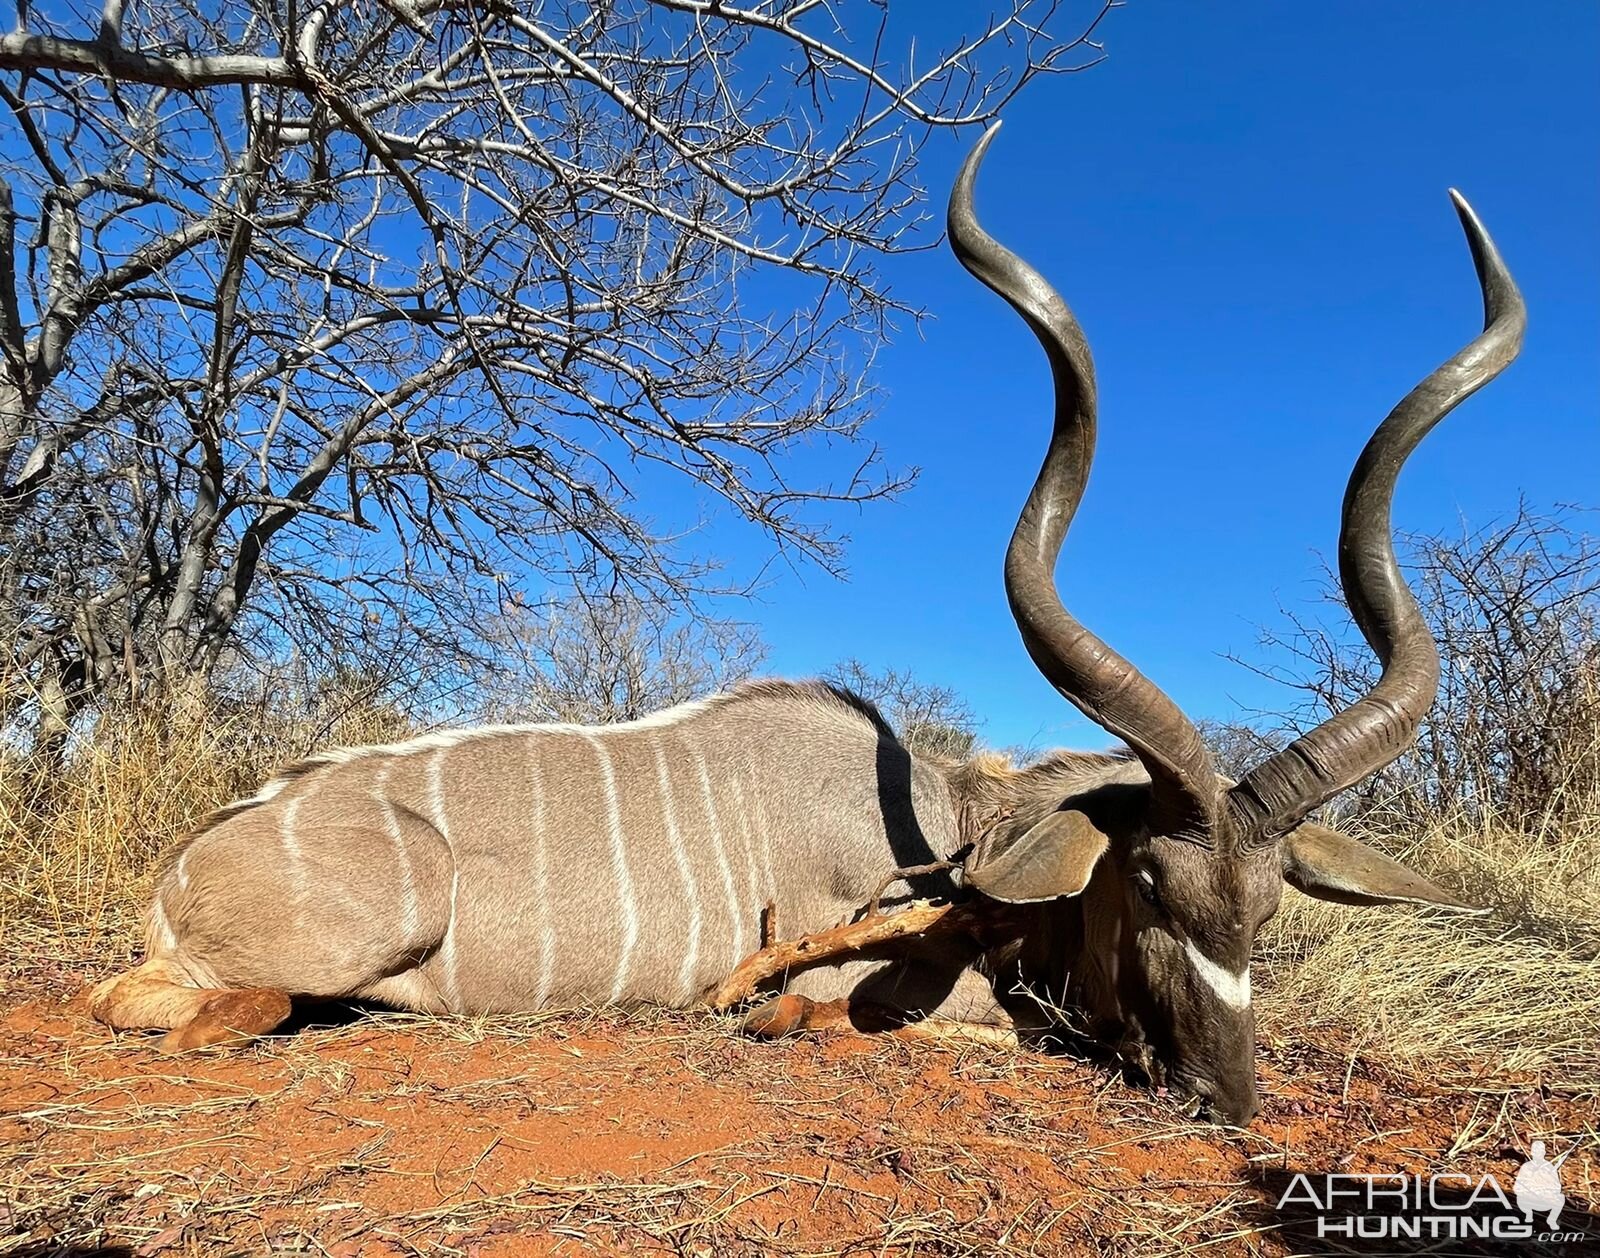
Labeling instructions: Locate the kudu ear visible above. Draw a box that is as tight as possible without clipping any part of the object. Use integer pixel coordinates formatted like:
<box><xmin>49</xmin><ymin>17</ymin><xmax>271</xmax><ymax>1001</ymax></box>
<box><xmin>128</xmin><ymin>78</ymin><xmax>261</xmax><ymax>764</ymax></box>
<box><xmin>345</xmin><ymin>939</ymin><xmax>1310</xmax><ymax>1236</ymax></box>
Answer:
<box><xmin>964</xmin><ymin>809</ymin><xmax>1111</xmax><ymax>903</ymax></box>
<box><xmin>1281</xmin><ymin>822</ymin><xmax>1484</xmax><ymax>911</ymax></box>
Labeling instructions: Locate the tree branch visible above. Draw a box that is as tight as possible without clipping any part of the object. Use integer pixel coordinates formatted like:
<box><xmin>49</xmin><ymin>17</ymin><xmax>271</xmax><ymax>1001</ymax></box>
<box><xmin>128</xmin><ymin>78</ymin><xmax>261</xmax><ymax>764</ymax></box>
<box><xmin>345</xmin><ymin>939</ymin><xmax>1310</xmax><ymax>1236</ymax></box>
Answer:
<box><xmin>0</xmin><ymin>33</ymin><xmax>297</xmax><ymax>89</ymax></box>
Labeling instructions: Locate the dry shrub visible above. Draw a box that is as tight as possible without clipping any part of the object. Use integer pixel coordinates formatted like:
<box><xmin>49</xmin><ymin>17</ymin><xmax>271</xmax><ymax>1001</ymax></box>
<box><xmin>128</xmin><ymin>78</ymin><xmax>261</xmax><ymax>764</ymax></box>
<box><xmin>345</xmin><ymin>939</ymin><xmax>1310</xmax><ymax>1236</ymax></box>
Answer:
<box><xmin>480</xmin><ymin>593</ymin><xmax>765</xmax><ymax>725</ymax></box>
<box><xmin>1249</xmin><ymin>510</ymin><xmax>1600</xmax><ymax>1092</ymax></box>
<box><xmin>1246</xmin><ymin>506</ymin><xmax>1600</xmax><ymax>831</ymax></box>
<box><xmin>826</xmin><ymin>658</ymin><xmax>981</xmax><ymax>759</ymax></box>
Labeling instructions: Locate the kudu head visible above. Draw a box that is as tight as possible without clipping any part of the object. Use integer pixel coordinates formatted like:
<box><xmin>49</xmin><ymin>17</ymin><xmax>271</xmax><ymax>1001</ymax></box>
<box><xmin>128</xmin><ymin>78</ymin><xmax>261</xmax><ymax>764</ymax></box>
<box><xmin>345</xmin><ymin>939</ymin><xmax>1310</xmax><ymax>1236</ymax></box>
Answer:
<box><xmin>949</xmin><ymin>124</ymin><xmax>1525</xmax><ymax>1125</ymax></box>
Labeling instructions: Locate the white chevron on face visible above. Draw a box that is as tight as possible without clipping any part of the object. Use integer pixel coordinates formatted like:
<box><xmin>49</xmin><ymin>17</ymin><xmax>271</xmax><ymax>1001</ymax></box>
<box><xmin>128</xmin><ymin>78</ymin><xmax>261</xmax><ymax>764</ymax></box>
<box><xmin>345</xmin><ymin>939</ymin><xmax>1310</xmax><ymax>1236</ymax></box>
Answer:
<box><xmin>1183</xmin><ymin>938</ymin><xmax>1251</xmax><ymax>1011</ymax></box>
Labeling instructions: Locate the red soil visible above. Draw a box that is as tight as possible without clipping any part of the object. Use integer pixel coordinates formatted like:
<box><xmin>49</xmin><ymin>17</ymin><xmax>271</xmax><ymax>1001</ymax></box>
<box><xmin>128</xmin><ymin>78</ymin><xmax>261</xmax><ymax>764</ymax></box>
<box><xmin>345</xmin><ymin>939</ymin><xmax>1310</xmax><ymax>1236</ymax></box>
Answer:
<box><xmin>2</xmin><ymin>965</ymin><xmax>1594</xmax><ymax>1256</ymax></box>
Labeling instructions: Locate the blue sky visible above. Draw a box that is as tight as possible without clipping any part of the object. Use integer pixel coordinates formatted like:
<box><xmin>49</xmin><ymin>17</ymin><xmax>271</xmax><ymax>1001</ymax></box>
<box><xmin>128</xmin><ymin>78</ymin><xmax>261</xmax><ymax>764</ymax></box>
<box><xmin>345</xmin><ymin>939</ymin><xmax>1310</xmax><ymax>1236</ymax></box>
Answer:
<box><xmin>719</xmin><ymin>2</ymin><xmax>1599</xmax><ymax>752</ymax></box>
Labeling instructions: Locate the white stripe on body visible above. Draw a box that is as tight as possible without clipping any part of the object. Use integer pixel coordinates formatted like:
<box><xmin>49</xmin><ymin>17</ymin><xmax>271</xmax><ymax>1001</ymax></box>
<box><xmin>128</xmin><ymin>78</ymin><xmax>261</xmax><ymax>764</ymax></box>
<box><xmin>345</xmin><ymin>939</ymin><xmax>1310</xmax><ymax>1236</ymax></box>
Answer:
<box><xmin>372</xmin><ymin>760</ymin><xmax>422</xmax><ymax>942</ymax></box>
<box><xmin>653</xmin><ymin>742</ymin><xmax>702</xmax><ymax>1001</ymax></box>
<box><xmin>149</xmin><ymin>902</ymin><xmax>178</xmax><ymax>952</ymax></box>
<box><xmin>278</xmin><ymin>770</ymin><xmax>322</xmax><ymax>902</ymax></box>
<box><xmin>691</xmin><ymin>745</ymin><xmax>745</xmax><ymax>962</ymax></box>
<box><xmin>751</xmin><ymin>791</ymin><xmax>778</xmax><ymax>912</ymax></box>
<box><xmin>585</xmin><ymin>734</ymin><xmax>640</xmax><ymax>1004</ymax></box>
<box><xmin>282</xmin><ymin>791</ymin><xmax>307</xmax><ymax>866</ymax></box>
<box><xmin>219</xmin><ymin>776</ymin><xmax>292</xmax><ymax>813</ymax></box>
<box><xmin>1183</xmin><ymin>938</ymin><xmax>1251</xmax><ymax>1010</ymax></box>
<box><xmin>427</xmin><ymin>748</ymin><xmax>464</xmax><ymax>1010</ymax></box>
<box><xmin>527</xmin><ymin>739</ymin><xmax>557</xmax><ymax>1007</ymax></box>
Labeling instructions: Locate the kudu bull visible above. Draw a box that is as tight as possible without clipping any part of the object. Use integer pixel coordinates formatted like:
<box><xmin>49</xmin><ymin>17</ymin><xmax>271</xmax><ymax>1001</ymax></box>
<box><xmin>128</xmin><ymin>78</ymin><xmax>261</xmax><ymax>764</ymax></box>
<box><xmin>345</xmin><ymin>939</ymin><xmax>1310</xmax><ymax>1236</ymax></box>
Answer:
<box><xmin>91</xmin><ymin>125</ymin><xmax>1525</xmax><ymax>1126</ymax></box>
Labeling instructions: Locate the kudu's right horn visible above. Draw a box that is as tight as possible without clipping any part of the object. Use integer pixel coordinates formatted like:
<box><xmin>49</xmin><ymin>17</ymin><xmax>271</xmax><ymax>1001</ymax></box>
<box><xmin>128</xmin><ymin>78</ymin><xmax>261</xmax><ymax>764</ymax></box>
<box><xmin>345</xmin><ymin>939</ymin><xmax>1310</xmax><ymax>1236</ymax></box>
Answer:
<box><xmin>1228</xmin><ymin>190</ymin><xmax>1526</xmax><ymax>844</ymax></box>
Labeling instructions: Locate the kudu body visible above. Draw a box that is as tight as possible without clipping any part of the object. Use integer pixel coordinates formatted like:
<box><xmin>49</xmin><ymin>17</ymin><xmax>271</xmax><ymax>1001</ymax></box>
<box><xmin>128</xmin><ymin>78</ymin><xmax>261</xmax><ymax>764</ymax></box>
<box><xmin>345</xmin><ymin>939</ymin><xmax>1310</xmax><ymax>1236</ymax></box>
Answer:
<box><xmin>91</xmin><ymin>126</ymin><xmax>1525</xmax><ymax>1126</ymax></box>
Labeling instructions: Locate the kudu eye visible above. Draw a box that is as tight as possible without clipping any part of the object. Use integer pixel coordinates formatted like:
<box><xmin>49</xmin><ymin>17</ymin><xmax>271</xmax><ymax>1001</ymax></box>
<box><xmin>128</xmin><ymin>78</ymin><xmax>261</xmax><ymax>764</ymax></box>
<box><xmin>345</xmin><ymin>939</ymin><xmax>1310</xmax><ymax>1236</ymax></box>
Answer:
<box><xmin>1133</xmin><ymin>867</ymin><xmax>1162</xmax><ymax>911</ymax></box>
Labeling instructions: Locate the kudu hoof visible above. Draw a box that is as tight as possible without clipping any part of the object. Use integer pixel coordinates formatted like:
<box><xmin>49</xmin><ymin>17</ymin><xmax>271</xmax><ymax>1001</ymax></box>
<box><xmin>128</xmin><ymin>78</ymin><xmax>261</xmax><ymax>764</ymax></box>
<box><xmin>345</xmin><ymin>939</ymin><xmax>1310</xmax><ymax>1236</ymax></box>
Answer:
<box><xmin>158</xmin><ymin>988</ymin><xmax>292</xmax><ymax>1052</ymax></box>
<box><xmin>738</xmin><ymin>993</ymin><xmax>816</xmax><ymax>1038</ymax></box>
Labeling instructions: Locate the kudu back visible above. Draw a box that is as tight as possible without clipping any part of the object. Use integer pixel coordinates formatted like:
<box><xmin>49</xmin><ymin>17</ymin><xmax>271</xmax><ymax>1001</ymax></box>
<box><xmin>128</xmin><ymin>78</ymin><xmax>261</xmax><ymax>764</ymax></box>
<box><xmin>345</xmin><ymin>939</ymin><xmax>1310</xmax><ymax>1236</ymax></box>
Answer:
<box><xmin>91</xmin><ymin>126</ymin><xmax>1525</xmax><ymax>1126</ymax></box>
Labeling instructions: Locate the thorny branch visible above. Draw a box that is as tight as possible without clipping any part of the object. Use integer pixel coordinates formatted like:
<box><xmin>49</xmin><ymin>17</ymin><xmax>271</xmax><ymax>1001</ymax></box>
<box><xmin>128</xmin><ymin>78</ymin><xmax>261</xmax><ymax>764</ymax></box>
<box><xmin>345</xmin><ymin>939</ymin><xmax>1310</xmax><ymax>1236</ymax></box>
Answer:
<box><xmin>707</xmin><ymin>899</ymin><xmax>979</xmax><ymax>1010</ymax></box>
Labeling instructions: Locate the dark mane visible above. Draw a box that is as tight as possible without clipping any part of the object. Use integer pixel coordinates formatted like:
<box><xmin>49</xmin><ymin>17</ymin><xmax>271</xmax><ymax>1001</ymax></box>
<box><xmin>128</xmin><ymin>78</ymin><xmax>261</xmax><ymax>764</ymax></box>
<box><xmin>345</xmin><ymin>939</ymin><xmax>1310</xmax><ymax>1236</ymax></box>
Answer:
<box><xmin>941</xmin><ymin>744</ymin><xmax>1147</xmax><ymax>840</ymax></box>
<box><xmin>725</xmin><ymin>678</ymin><xmax>899</xmax><ymax>742</ymax></box>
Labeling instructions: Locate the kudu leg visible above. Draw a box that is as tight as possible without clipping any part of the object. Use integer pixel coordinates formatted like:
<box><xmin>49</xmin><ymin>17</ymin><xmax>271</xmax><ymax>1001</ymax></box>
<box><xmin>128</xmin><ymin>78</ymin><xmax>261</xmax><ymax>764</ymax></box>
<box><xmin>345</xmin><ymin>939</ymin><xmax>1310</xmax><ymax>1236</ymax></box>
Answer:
<box><xmin>709</xmin><ymin>891</ymin><xmax>1025</xmax><ymax>1010</ymax></box>
<box><xmin>739</xmin><ymin>993</ymin><xmax>858</xmax><ymax>1037</ymax></box>
<box><xmin>88</xmin><ymin>959</ymin><xmax>291</xmax><ymax>1052</ymax></box>
<box><xmin>738</xmin><ymin>993</ymin><xmax>919</xmax><ymax>1036</ymax></box>
<box><xmin>158</xmin><ymin>987</ymin><xmax>292</xmax><ymax>1052</ymax></box>
<box><xmin>719</xmin><ymin>892</ymin><xmax>1033</xmax><ymax>1050</ymax></box>
<box><xmin>739</xmin><ymin>993</ymin><xmax>1026</xmax><ymax>1049</ymax></box>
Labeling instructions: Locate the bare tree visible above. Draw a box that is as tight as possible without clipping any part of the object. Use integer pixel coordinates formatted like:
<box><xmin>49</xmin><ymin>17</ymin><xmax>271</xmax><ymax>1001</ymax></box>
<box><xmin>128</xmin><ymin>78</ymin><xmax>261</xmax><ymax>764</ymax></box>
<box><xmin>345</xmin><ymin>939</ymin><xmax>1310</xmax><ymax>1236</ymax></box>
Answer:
<box><xmin>1196</xmin><ymin>718</ymin><xmax>1283</xmax><ymax>784</ymax></box>
<box><xmin>1235</xmin><ymin>505</ymin><xmax>1600</xmax><ymax>830</ymax></box>
<box><xmin>0</xmin><ymin>0</ymin><xmax>1112</xmax><ymax>748</ymax></box>
<box><xmin>484</xmin><ymin>592</ymin><xmax>765</xmax><ymax>725</ymax></box>
<box><xmin>826</xmin><ymin>657</ymin><xmax>979</xmax><ymax>758</ymax></box>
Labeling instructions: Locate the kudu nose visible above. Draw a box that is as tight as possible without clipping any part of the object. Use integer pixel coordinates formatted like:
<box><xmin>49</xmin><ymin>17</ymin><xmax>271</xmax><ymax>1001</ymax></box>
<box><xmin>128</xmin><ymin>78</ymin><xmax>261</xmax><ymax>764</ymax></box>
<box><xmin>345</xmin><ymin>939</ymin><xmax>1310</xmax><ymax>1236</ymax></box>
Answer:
<box><xmin>1180</xmin><ymin>1073</ymin><xmax>1261</xmax><ymax>1127</ymax></box>
<box><xmin>1199</xmin><ymin>1079</ymin><xmax>1261</xmax><ymax>1128</ymax></box>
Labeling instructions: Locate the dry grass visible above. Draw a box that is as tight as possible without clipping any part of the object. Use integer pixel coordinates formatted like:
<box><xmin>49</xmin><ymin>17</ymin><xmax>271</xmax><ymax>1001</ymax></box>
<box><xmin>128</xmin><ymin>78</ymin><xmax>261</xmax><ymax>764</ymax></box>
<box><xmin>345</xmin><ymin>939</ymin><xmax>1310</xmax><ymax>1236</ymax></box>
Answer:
<box><xmin>4</xmin><ymin>1000</ymin><xmax>1593</xmax><ymax>1256</ymax></box>
<box><xmin>2</xmin><ymin>692</ymin><xmax>1598</xmax><ymax>1254</ymax></box>
<box><xmin>2</xmin><ymin>703</ymin><xmax>267</xmax><ymax>949</ymax></box>
<box><xmin>12</xmin><ymin>992</ymin><xmax>1600</xmax><ymax>1254</ymax></box>
<box><xmin>1258</xmin><ymin>803</ymin><xmax>1600</xmax><ymax>1093</ymax></box>
<box><xmin>0</xmin><ymin>691</ymin><xmax>409</xmax><ymax>954</ymax></box>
